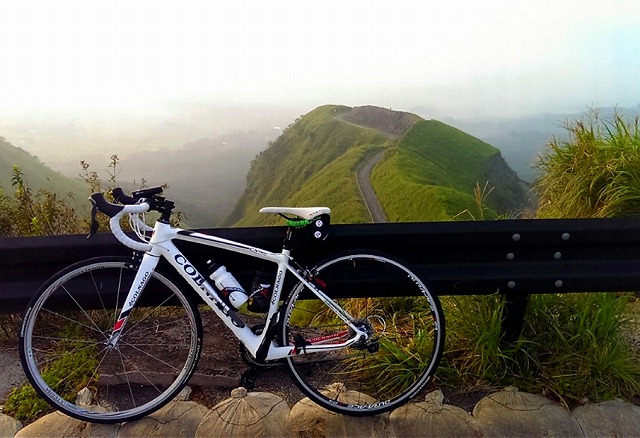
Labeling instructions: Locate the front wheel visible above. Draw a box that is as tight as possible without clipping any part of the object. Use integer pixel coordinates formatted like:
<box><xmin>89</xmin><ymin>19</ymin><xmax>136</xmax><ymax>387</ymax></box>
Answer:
<box><xmin>19</xmin><ymin>256</ymin><xmax>203</xmax><ymax>424</ymax></box>
<box><xmin>280</xmin><ymin>251</ymin><xmax>445</xmax><ymax>416</ymax></box>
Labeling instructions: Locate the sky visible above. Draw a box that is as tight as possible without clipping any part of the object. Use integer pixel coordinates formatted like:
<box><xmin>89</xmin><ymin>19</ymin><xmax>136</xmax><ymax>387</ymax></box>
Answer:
<box><xmin>1</xmin><ymin>1</ymin><xmax>640</xmax><ymax>168</ymax></box>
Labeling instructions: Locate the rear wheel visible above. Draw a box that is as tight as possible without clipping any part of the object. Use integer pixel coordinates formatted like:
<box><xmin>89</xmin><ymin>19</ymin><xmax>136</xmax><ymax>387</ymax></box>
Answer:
<box><xmin>19</xmin><ymin>256</ymin><xmax>203</xmax><ymax>424</ymax></box>
<box><xmin>281</xmin><ymin>251</ymin><xmax>445</xmax><ymax>416</ymax></box>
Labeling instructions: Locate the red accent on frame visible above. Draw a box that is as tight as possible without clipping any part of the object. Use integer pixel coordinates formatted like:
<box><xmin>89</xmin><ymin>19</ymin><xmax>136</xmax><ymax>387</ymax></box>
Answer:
<box><xmin>113</xmin><ymin>318</ymin><xmax>126</xmax><ymax>331</ymax></box>
<box><xmin>307</xmin><ymin>330</ymin><xmax>348</xmax><ymax>344</ymax></box>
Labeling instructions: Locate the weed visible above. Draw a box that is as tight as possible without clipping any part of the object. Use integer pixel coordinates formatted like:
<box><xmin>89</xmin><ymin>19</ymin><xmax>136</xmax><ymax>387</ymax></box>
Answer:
<box><xmin>3</xmin><ymin>323</ymin><xmax>99</xmax><ymax>423</ymax></box>
<box><xmin>438</xmin><ymin>293</ymin><xmax>640</xmax><ymax>407</ymax></box>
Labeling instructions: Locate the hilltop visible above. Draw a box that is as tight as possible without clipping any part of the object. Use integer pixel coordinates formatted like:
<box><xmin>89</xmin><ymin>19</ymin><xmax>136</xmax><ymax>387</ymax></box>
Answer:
<box><xmin>224</xmin><ymin>105</ymin><xmax>529</xmax><ymax>226</ymax></box>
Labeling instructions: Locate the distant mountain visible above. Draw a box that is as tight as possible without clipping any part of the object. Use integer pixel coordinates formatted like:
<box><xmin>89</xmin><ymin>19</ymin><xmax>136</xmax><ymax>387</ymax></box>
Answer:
<box><xmin>115</xmin><ymin>130</ymin><xmax>271</xmax><ymax>227</ymax></box>
<box><xmin>0</xmin><ymin>129</ymin><xmax>275</xmax><ymax>228</ymax></box>
<box><xmin>224</xmin><ymin>105</ymin><xmax>530</xmax><ymax>226</ymax></box>
<box><xmin>2</xmin><ymin>103</ymin><xmax>537</xmax><ymax>230</ymax></box>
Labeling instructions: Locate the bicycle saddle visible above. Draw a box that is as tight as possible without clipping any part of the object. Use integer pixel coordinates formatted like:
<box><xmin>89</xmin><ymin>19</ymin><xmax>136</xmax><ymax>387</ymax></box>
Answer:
<box><xmin>259</xmin><ymin>207</ymin><xmax>331</xmax><ymax>220</ymax></box>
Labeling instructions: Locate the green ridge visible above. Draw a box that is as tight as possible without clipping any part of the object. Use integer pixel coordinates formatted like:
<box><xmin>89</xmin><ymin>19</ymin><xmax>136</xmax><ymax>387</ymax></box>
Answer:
<box><xmin>224</xmin><ymin>105</ymin><xmax>392</xmax><ymax>226</ymax></box>
<box><xmin>226</xmin><ymin>106</ymin><xmax>527</xmax><ymax>226</ymax></box>
<box><xmin>371</xmin><ymin>120</ymin><xmax>519</xmax><ymax>221</ymax></box>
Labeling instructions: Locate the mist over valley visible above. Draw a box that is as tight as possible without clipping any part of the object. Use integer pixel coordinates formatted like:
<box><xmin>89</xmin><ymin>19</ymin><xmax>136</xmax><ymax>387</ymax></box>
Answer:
<box><xmin>2</xmin><ymin>102</ymin><xmax>639</xmax><ymax>227</ymax></box>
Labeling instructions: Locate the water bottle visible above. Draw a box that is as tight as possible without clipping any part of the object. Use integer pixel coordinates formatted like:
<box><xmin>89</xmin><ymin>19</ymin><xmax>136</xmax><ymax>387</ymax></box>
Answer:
<box><xmin>207</xmin><ymin>262</ymin><xmax>248</xmax><ymax>308</ymax></box>
<box><xmin>247</xmin><ymin>270</ymin><xmax>272</xmax><ymax>313</ymax></box>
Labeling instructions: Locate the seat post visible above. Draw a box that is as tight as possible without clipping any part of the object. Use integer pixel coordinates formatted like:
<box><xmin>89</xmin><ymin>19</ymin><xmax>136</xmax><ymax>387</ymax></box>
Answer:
<box><xmin>282</xmin><ymin>226</ymin><xmax>294</xmax><ymax>252</ymax></box>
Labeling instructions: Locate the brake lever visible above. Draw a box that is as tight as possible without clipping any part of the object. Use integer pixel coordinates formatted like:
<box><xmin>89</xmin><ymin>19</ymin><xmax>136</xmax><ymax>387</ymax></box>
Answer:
<box><xmin>87</xmin><ymin>201</ymin><xmax>100</xmax><ymax>239</ymax></box>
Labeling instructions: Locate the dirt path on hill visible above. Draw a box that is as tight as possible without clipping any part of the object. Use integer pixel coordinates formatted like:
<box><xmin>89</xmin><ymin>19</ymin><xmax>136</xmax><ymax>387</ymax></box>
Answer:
<box><xmin>356</xmin><ymin>151</ymin><xmax>388</xmax><ymax>223</ymax></box>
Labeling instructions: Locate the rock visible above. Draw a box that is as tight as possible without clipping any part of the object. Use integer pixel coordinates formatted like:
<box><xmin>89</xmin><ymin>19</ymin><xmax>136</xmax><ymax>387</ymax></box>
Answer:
<box><xmin>173</xmin><ymin>386</ymin><xmax>193</xmax><ymax>402</ymax></box>
<box><xmin>76</xmin><ymin>387</ymin><xmax>93</xmax><ymax>406</ymax></box>
<box><xmin>473</xmin><ymin>386</ymin><xmax>583</xmax><ymax>437</ymax></box>
<box><xmin>572</xmin><ymin>399</ymin><xmax>640</xmax><ymax>437</ymax></box>
<box><xmin>287</xmin><ymin>382</ymin><xmax>388</xmax><ymax>437</ymax></box>
<box><xmin>195</xmin><ymin>387</ymin><xmax>290</xmax><ymax>438</ymax></box>
<box><xmin>0</xmin><ymin>412</ymin><xmax>22</xmax><ymax>438</ymax></box>
<box><xmin>388</xmin><ymin>390</ymin><xmax>483</xmax><ymax>437</ymax></box>
<box><xmin>14</xmin><ymin>411</ymin><xmax>118</xmax><ymax>438</ymax></box>
<box><xmin>117</xmin><ymin>401</ymin><xmax>208</xmax><ymax>438</ymax></box>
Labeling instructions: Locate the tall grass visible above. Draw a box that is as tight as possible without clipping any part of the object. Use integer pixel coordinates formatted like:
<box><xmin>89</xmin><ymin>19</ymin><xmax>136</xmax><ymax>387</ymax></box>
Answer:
<box><xmin>438</xmin><ymin>109</ymin><xmax>640</xmax><ymax>406</ymax></box>
<box><xmin>439</xmin><ymin>293</ymin><xmax>640</xmax><ymax>407</ymax></box>
<box><xmin>535</xmin><ymin>110</ymin><xmax>640</xmax><ymax>218</ymax></box>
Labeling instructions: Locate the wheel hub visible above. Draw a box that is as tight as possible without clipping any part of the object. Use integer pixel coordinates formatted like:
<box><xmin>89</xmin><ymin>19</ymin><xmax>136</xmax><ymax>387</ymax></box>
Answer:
<box><xmin>350</xmin><ymin>315</ymin><xmax>385</xmax><ymax>353</ymax></box>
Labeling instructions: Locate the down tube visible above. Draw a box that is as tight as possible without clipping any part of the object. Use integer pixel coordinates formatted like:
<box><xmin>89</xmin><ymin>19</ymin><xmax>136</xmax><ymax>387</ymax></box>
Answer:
<box><xmin>162</xmin><ymin>244</ymin><xmax>257</xmax><ymax>344</ymax></box>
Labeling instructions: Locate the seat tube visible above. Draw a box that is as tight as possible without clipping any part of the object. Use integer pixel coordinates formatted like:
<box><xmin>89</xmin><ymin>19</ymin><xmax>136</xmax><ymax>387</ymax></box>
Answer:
<box><xmin>106</xmin><ymin>253</ymin><xmax>161</xmax><ymax>348</ymax></box>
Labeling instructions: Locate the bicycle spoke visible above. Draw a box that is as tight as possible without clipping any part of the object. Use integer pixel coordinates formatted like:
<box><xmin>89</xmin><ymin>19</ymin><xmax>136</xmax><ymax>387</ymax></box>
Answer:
<box><xmin>283</xmin><ymin>252</ymin><xmax>444</xmax><ymax>416</ymax></box>
<box><xmin>118</xmin><ymin>340</ymin><xmax>184</xmax><ymax>373</ymax></box>
<box><xmin>20</xmin><ymin>258</ymin><xmax>202</xmax><ymax>423</ymax></box>
<box><xmin>122</xmin><ymin>294</ymin><xmax>181</xmax><ymax>335</ymax></box>
<box><xmin>117</xmin><ymin>350</ymin><xmax>164</xmax><ymax>394</ymax></box>
<box><xmin>89</xmin><ymin>270</ymin><xmax>114</xmax><ymax>320</ymax></box>
<box><xmin>117</xmin><ymin>348</ymin><xmax>137</xmax><ymax>408</ymax></box>
<box><xmin>59</xmin><ymin>284</ymin><xmax>111</xmax><ymax>339</ymax></box>
<box><xmin>40</xmin><ymin>305</ymin><xmax>110</xmax><ymax>342</ymax></box>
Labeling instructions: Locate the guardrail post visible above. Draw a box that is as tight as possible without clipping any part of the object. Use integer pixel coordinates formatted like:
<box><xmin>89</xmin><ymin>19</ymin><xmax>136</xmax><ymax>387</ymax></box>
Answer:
<box><xmin>501</xmin><ymin>293</ymin><xmax>529</xmax><ymax>343</ymax></box>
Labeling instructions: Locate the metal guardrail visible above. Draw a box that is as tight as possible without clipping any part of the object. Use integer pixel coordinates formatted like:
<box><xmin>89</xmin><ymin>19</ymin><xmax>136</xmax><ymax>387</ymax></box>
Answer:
<box><xmin>2</xmin><ymin>218</ymin><xmax>640</xmax><ymax>339</ymax></box>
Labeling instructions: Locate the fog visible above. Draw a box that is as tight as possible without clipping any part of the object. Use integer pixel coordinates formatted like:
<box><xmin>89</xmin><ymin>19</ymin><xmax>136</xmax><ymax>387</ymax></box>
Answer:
<box><xmin>1</xmin><ymin>0</ymin><xmax>639</xmax><ymax>178</ymax></box>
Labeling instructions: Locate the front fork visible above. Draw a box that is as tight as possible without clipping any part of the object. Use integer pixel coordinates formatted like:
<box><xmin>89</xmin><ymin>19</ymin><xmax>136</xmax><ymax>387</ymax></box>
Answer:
<box><xmin>106</xmin><ymin>253</ymin><xmax>160</xmax><ymax>349</ymax></box>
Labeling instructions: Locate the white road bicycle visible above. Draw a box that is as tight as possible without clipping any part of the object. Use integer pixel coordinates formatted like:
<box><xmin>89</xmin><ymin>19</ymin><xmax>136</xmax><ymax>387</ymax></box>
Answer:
<box><xmin>19</xmin><ymin>186</ymin><xmax>445</xmax><ymax>423</ymax></box>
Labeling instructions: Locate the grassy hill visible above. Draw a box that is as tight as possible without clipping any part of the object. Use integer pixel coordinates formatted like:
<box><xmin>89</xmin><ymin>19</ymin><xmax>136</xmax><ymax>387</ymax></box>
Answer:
<box><xmin>0</xmin><ymin>137</ymin><xmax>90</xmax><ymax>212</ymax></box>
<box><xmin>223</xmin><ymin>105</ymin><xmax>393</xmax><ymax>226</ymax></box>
<box><xmin>225</xmin><ymin>105</ymin><xmax>529</xmax><ymax>226</ymax></box>
<box><xmin>371</xmin><ymin>120</ymin><xmax>527</xmax><ymax>221</ymax></box>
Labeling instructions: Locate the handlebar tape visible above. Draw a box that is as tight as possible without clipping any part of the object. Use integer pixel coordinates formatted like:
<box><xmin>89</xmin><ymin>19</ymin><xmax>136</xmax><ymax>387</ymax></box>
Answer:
<box><xmin>110</xmin><ymin>215</ymin><xmax>152</xmax><ymax>252</ymax></box>
<box><xmin>89</xmin><ymin>193</ymin><xmax>125</xmax><ymax>217</ymax></box>
<box><xmin>89</xmin><ymin>192</ymin><xmax>152</xmax><ymax>252</ymax></box>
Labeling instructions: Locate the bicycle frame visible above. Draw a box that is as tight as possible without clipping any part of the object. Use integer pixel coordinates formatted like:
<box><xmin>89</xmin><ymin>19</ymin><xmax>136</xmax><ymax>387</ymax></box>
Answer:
<box><xmin>108</xmin><ymin>219</ymin><xmax>367</xmax><ymax>361</ymax></box>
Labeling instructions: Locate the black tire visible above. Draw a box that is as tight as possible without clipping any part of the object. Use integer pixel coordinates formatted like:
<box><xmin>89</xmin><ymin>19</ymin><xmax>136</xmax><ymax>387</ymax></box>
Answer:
<box><xmin>19</xmin><ymin>256</ymin><xmax>203</xmax><ymax>424</ymax></box>
<box><xmin>280</xmin><ymin>250</ymin><xmax>445</xmax><ymax>416</ymax></box>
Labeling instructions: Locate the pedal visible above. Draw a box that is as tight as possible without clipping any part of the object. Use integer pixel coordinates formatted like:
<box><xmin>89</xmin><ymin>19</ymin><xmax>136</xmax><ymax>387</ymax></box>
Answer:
<box><xmin>240</xmin><ymin>367</ymin><xmax>260</xmax><ymax>390</ymax></box>
<box><xmin>293</xmin><ymin>334</ymin><xmax>311</xmax><ymax>354</ymax></box>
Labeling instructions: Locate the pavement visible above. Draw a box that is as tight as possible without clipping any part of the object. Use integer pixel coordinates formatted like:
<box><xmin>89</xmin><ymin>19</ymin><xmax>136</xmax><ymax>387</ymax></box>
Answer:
<box><xmin>0</xmin><ymin>348</ymin><xmax>23</xmax><ymax>398</ymax></box>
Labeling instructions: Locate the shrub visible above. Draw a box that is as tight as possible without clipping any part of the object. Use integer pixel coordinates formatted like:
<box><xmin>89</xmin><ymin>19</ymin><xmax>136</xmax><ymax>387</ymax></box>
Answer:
<box><xmin>0</xmin><ymin>166</ymin><xmax>83</xmax><ymax>237</ymax></box>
